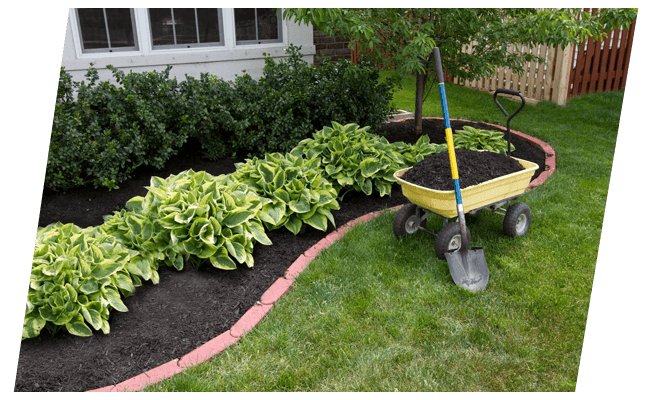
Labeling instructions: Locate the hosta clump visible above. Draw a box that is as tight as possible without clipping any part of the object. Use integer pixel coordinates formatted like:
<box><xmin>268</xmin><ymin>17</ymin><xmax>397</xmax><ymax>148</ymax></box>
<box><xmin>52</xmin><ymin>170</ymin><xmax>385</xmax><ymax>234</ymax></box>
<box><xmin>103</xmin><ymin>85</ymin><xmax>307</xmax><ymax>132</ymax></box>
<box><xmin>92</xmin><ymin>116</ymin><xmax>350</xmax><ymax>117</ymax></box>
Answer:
<box><xmin>454</xmin><ymin>125</ymin><xmax>514</xmax><ymax>154</ymax></box>
<box><xmin>391</xmin><ymin>135</ymin><xmax>448</xmax><ymax>167</ymax></box>
<box><xmin>232</xmin><ymin>152</ymin><xmax>340</xmax><ymax>235</ymax></box>
<box><xmin>24</xmin><ymin>223</ymin><xmax>143</xmax><ymax>339</ymax></box>
<box><xmin>139</xmin><ymin>169</ymin><xmax>273</xmax><ymax>270</ymax></box>
<box><xmin>292</xmin><ymin>122</ymin><xmax>443</xmax><ymax>198</ymax></box>
<box><xmin>101</xmin><ymin>196</ymin><xmax>165</xmax><ymax>284</ymax></box>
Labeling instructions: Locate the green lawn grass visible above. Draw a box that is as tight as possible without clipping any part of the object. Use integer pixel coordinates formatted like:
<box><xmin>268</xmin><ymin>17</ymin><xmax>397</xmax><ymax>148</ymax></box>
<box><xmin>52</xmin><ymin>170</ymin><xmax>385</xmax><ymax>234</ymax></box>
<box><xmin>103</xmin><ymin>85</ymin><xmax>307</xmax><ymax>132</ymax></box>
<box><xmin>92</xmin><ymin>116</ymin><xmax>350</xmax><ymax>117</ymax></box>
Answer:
<box><xmin>144</xmin><ymin>74</ymin><xmax>624</xmax><ymax>392</ymax></box>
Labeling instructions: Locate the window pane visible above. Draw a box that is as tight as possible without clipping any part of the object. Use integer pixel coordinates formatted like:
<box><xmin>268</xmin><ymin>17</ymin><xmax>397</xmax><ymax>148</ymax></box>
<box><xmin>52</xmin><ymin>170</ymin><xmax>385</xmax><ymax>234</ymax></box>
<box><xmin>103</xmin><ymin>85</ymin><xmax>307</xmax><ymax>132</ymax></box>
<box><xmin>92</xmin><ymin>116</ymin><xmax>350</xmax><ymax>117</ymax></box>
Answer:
<box><xmin>256</xmin><ymin>8</ymin><xmax>278</xmax><ymax>41</ymax></box>
<box><xmin>235</xmin><ymin>8</ymin><xmax>256</xmax><ymax>41</ymax></box>
<box><xmin>172</xmin><ymin>8</ymin><xmax>198</xmax><ymax>45</ymax></box>
<box><xmin>150</xmin><ymin>8</ymin><xmax>175</xmax><ymax>46</ymax></box>
<box><xmin>105</xmin><ymin>9</ymin><xmax>135</xmax><ymax>48</ymax></box>
<box><xmin>78</xmin><ymin>8</ymin><xmax>108</xmax><ymax>49</ymax></box>
<box><xmin>197</xmin><ymin>8</ymin><xmax>220</xmax><ymax>43</ymax></box>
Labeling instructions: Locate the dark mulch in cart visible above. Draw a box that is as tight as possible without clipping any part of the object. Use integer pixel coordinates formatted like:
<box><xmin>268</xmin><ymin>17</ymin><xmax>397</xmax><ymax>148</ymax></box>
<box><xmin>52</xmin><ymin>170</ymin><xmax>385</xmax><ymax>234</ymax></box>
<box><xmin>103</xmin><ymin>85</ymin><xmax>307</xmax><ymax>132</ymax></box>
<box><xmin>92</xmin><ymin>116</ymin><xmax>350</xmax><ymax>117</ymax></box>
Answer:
<box><xmin>15</xmin><ymin>118</ymin><xmax>546</xmax><ymax>392</ymax></box>
<box><xmin>401</xmin><ymin>148</ymin><xmax>525</xmax><ymax>191</ymax></box>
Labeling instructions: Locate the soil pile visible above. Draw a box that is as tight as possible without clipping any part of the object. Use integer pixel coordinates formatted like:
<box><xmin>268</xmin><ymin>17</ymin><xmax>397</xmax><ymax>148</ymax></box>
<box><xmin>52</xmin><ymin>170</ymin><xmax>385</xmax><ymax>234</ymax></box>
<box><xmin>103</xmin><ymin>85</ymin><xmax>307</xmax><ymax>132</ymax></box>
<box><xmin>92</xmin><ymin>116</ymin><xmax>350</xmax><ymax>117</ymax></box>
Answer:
<box><xmin>400</xmin><ymin>149</ymin><xmax>525</xmax><ymax>191</ymax></box>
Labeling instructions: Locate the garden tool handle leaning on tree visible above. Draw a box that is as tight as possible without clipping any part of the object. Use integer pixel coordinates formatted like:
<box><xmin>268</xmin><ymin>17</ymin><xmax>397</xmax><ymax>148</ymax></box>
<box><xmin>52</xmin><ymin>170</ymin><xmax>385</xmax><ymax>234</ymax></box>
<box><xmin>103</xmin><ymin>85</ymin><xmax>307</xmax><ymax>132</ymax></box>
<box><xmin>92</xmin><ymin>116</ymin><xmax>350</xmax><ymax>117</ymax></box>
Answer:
<box><xmin>432</xmin><ymin>46</ymin><xmax>490</xmax><ymax>292</ymax></box>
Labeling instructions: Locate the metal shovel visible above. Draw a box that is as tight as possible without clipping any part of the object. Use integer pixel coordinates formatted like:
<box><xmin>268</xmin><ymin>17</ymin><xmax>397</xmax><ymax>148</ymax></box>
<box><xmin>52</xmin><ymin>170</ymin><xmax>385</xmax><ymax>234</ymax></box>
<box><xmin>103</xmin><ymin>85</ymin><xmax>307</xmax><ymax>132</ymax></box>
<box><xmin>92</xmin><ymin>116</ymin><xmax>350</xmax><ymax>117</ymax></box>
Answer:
<box><xmin>433</xmin><ymin>47</ymin><xmax>489</xmax><ymax>292</ymax></box>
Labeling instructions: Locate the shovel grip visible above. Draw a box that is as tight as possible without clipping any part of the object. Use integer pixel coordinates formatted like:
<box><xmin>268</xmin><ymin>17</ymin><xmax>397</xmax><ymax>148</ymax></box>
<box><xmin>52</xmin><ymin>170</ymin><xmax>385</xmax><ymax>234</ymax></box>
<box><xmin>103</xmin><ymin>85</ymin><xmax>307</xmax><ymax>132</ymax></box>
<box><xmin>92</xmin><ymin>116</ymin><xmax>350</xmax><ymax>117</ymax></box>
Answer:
<box><xmin>433</xmin><ymin>47</ymin><xmax>445</xmax><ymax>84</ymax></box>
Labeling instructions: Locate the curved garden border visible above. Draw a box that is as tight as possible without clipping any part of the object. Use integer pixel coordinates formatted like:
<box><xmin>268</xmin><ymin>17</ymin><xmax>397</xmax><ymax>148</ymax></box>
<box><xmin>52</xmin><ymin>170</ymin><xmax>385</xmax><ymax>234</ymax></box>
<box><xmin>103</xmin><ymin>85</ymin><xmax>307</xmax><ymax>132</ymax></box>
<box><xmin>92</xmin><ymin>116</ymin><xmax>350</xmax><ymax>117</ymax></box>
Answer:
<box><xmin>88</xmin><ymin>119</ymin><xmax>556</xmax><ymax>392</ymax></box>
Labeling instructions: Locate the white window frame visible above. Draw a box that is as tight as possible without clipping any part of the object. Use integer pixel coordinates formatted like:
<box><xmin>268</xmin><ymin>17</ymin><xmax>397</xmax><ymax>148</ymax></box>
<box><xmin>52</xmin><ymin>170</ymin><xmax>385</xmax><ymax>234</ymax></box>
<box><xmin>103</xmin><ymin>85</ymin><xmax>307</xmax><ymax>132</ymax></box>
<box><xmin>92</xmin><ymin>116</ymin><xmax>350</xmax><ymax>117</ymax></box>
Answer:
<box><xmin>233</xmin><ymin>8</ymin><xmax>284</xmax><ymax>45</ymax></box>
<box><xmin>148</xmin><ymin>8</ymin><xmax>226</xmax><ymax>50</ymax></box>
<box><xmin>73</xmin><ymin>8</ymin><xmax>139</xmax><ymax>54</ymax></box>
<box><xmin>69</xmin><ymin>8</ymin><xmax>289</xmax><ymax>60</ymax></box>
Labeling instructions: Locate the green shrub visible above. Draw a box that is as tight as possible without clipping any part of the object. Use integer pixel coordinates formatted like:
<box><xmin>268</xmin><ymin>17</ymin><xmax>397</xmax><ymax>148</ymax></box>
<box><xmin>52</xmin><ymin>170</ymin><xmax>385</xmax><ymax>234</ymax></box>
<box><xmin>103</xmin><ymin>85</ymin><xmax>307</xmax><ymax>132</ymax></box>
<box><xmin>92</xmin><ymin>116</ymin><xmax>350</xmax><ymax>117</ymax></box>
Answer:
<box><xmin>46</xmin><ymin>65</ymin><xmax>187</xmax><ymax>191</ymax></box>
<box><xmin>177</xmin><ymin>74</ymin><xmax>240</xmax><ymax>160</ymax></box>
<box><xmin>191</xmin><ymin>45</ymin><xmax>396</xmax><ymax>158</ymax></box>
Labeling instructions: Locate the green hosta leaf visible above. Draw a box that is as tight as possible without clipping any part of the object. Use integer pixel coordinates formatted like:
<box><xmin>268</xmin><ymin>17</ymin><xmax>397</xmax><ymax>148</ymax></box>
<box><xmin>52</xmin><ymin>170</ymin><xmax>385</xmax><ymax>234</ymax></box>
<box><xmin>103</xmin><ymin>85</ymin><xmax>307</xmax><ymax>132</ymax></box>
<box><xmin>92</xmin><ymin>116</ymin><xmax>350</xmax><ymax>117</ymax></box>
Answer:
<box><xmin>104</xmin><ymin>287</ymin><xmax>128</xmax><ymax>312</ymax></box>
<box><xmin>175</xmin><ymin>206</ymin><xmax>197</xmax><ymax>224</ymax></box>
<box><xmin>361</xmin><ymin>178</ymin><xmax>373</xmax><ymax>196</ymax></box>
<box><xmin>170</xmin><ymin>252</ymin><xmax>184</xmax><ymax>270</ymax></box>
<box><xmin>284</xmin><ymin>215</ymin><xmax>303</xmax><ymax>235</ymax></box>
<box><xmin>210</xmin><ymin>248</ymin><xmax>237</xmax><ymax>270</ymax></box>
<box><xmin>375</xmin><ymin>180</ymin><xmax>393</xmax><ymax>197</ymax></box>
<box><xmin>360</xmin><ymin>158</ymin><xmax>382</xmax><ymax>178</ymax></box>
<box><xmin>127</xmin><ymin>258</ymin><xmax>152</xmax><ymax>281</ymax></box>
<box><xmin>79</xmin><ymin>279</ymin><xmax>99</xmax><ymax>295</ymax></box>
<box><xmin>199</xmin><ymin>221</ymin><xmax>215</xmax><ymax>244</ymax></box>
<box><xmin>125</xmin><ymin>215</ymin><xmax>143</xmax><ymax>236</ymax></box>
<box><xmin>257</xmin><ymin>162</ymin><xmax>276</xmax><ymax>184</ymax></box>
<box><xmin>317</xmin><ymin>207</ymin><xmax>336</xmax><ymax>228</ymax></box>
<box><xmin>274</xmin><ymin>189</ymin><xmax>290</xmax><ymax>204</ymax></box>
<box><xmin>246</xmin><ymin>220</ymin><xmax>272</xmax><ymax>245</ymax></box>
<box><xmin>125</xmin><ymin>196</ymin><xmax>144</xmax><ymax>213</ymax></box>
<box><xmin>22</xmin><ymin>312</ymin><xmax>47</xmax><ymax>340</ymax></box>
<box><xmin>273</xmin><ymin>169</ymin><xmax>286</xmax><ymax>190</ymax></box>
<box><xmin>183</xmin><ymin>238</ymin><xmax>204</xmax><ymax>256</ymax></box>
<box><xmin>223</xmin><ymin>210</ymin><xmax>254</xmax><ymax>228</ymax></box>
<box><xmin>80</xmin><ymin>306</ymin><xmax>103</xmax><ymax>331</ymax></box>
<box><xmin>189</xmin><ymin>218</ymin><xmax>209</xmax><ymax>238</ymax></box>
<box><xmin>197</xmin><ymin>241</ymin><xmax>219</xmax><ymax>258</ymax></box>
<box><xmin>325</xmin><ymin>164</ymin><xmax>342</xmax><ymax>176</ymax></box>
<box><xmin>141</xmin><ymin>221</ymin><xmax>154</xmax><ymax>242</ymax></box>
<box><xmin>92</xmin><ymin>260</ymin><xmax>123</xmax><ymax>280</ymax></box>
<box><xmin>66</xmin><ymin>315</ymin><xmax>93</xmax><ymax>337</ymax></box>
<box><xmin>288</xmin><ymin>196</ymin><xmax>310</xmax><ymax>214</ymax></box>
<box><xmin>259</xmin><ymin>203</ymin><xmax>285</xmax><ymax>226</ymax></box>
<box><xmin>225</xmin><ymin>239</ymin><xmax>246</xmax><ymax>264</ymax></box>
<box><xmin>304</xmin><ymin>212</ymin><xmax>328</xmax><ymax>231</ymax></box>
<box><xmin>159</xmin><ymin>213</ymin><xmax>182</xmax><ymax>229</ymax></box>
<box><xmin>113</xmin><ymin>271</ymin><xmax>135</xmax><ymax>294</ymax></box>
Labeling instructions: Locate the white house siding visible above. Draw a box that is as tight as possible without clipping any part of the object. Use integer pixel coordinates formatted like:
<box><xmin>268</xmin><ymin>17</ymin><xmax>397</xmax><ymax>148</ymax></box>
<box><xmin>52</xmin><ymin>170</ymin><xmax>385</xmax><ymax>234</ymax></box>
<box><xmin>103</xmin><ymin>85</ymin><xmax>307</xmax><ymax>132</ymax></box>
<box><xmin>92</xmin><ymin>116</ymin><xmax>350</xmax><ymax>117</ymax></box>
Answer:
<box><xmin>60</xmin><ymin>8</ymin><xmax>315</xmax><ymax>84</ymax></box>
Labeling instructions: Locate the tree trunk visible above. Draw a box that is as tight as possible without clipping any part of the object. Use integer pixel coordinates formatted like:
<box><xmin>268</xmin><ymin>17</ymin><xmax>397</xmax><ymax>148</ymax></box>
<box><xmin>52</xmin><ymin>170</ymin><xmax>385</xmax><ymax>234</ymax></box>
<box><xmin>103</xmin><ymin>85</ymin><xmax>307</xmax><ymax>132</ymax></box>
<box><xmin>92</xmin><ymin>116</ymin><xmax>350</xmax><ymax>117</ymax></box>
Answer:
<box><xmin>415</xmin><ymin>72</ymin><xmax>424</xmax><ymax>136</ymax></box>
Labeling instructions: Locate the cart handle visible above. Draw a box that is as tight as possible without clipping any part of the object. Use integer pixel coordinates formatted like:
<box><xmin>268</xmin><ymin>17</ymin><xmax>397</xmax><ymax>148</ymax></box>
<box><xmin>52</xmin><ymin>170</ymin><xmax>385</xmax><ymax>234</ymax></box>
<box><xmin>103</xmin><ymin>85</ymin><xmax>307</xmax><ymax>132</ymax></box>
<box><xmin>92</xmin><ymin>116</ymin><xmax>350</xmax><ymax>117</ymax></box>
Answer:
<box><xmin>493</xmin><ymin>88</ymin><xmax>525</xmax><ymax>119</ymax></box>
<box><xmin>493</xmin><ymin>88</ymin><xmax>525</xmax><ymax>158</ymax></box>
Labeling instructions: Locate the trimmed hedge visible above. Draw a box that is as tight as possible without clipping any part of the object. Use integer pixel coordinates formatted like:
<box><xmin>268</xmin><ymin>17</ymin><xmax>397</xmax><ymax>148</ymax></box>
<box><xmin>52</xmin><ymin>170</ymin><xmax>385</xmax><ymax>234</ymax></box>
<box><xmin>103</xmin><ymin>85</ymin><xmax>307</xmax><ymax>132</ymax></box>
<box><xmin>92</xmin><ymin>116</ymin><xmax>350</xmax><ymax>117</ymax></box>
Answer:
<box><xmin>46</xmin><ymin>46</ymin><xmax>396</xmax><ymax>191</ymax></box>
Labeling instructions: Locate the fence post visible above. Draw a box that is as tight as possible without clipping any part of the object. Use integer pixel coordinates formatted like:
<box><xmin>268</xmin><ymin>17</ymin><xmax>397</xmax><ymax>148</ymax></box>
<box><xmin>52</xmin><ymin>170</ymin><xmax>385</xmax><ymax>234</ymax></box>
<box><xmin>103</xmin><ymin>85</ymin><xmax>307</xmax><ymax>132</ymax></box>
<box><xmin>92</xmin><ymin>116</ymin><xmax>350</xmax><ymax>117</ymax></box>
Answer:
<box><xmin>551</xmin><ymin>45</ymin><xmax>574</xmax><ymax>106</ymax></box>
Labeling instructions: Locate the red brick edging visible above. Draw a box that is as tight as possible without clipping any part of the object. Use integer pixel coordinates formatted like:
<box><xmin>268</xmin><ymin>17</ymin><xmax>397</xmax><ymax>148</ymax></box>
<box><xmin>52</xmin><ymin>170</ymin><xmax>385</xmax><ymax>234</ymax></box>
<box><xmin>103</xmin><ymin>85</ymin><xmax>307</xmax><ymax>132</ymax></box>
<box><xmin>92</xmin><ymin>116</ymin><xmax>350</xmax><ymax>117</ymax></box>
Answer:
<box><xmin>88</xmin><ymin>121</ymin><xmax>555</xmax><ymax>392</ymax></box>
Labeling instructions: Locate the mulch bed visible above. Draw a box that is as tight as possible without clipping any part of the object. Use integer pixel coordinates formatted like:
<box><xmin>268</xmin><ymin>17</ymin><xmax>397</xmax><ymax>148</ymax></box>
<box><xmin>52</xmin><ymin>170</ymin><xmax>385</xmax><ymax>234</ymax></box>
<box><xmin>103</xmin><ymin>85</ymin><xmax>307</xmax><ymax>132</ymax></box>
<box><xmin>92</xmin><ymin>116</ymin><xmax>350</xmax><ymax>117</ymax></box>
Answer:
<box><xmin>15</xmin><ymin>117</ymin><xmax>546</xmax><ymax>392</ymax></box>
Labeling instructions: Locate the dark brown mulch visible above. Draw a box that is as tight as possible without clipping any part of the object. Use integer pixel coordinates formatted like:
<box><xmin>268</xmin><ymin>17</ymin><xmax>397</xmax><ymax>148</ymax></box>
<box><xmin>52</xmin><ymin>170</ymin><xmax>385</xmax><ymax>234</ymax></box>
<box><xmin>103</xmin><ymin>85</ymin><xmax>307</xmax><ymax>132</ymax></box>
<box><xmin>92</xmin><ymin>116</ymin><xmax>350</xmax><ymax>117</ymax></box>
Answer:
<box><xmin>15</xmin><ymin>118</ymin><xmax>547</xmax><ymax>392</ymax></box>
<box><xmin>401</xmin><ymin>148</ymin><xmax>525</xmax><ymax>191</ymax></box>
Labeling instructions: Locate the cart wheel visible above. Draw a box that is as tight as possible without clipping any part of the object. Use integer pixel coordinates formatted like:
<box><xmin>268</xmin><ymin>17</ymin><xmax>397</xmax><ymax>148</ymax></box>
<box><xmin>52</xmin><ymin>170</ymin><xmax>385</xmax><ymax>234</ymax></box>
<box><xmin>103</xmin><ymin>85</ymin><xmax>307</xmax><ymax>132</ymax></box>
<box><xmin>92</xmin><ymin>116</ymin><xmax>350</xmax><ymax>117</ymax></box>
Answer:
<box><xmin>393</xmin><ymin>204</ymin><xmax>426</xmax><ymax>236</ymax></box>
<box><xmin>434</xmin><ymin>221</ymin><xmax>471</xmax><ymax>260</ymax></box>
<box><xmin>503</xmin><ymin>202</ymin><xmax>531</xmax><ymax>237</ymax></box>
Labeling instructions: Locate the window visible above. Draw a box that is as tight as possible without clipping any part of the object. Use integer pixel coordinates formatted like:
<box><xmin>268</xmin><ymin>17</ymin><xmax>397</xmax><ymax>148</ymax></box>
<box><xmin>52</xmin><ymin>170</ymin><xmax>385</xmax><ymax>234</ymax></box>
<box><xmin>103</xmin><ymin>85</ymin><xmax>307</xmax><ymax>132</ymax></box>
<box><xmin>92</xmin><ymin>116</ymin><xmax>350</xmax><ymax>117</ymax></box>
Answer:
<box><xmin>149</xmin><ymin>8</ymin><xmax>224</xmax><ymax>49</ymax></box>
<box><xmin>235</xmin><ymin>8</ymin><xmax>282</xmax><ymax>45</ymax></box>
<box><xmin>76</xmin><ymin>8</ymin><xmax>138</xmax><ymax>53</ymax></box>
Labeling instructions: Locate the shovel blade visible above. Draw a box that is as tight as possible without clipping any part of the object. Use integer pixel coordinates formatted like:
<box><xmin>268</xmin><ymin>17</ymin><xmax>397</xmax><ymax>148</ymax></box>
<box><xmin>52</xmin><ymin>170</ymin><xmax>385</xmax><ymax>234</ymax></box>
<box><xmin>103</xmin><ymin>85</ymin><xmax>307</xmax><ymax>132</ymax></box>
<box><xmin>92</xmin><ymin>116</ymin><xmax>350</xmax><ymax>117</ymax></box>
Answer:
<box><xmin>445</xmin><ymin>247</ymin><xmax>489</xmax><ymax>292</ymax></box>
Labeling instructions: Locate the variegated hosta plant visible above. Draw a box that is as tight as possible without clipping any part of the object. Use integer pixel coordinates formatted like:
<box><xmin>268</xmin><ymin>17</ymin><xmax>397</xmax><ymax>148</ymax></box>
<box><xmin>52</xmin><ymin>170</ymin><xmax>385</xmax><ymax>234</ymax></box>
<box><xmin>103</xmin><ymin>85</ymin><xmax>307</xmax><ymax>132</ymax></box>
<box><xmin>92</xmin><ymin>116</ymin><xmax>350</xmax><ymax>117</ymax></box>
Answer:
<box><xmin>134</xmin><ymin>169</ymin><xmax>273</xmax><ymax>271</ymax></box>
<box><xmin>453</xmin><ymin>125</ymin><xmax>515</xmax><ymax>154</ymax></box>
<box><xmin>292</xmin><ymin>122</ymin><xmax>443</xmax><ymax>198</ymax></box>
<box><xmin>24</xmin><ymin>222</ymin><xmax>142</xmax><ymax>339</ymax></box>
<box><xmin>391</xmin><ymin>134</ymin><xmax>448</xmax><ymax>167</ymax></box>
<box><xmin>231</xmin><ymin>152</ymin><xmax>340</xmax><ymax>235</ymax></box>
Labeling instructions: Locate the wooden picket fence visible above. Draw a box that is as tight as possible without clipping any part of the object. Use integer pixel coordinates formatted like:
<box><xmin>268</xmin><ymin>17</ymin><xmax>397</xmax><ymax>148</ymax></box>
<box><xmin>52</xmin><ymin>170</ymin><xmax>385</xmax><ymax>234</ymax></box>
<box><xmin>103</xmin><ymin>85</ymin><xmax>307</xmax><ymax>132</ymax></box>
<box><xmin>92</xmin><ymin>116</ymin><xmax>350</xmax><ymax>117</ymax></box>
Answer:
<box><xmin>445</xmin><ymin>10</ymin><xmax>636</xmax><ymax>105</ymax></box>
<box><xmin>348</xmin><ymin>9</ymin><xmax>636</xmax><ymax>106</ymax></box>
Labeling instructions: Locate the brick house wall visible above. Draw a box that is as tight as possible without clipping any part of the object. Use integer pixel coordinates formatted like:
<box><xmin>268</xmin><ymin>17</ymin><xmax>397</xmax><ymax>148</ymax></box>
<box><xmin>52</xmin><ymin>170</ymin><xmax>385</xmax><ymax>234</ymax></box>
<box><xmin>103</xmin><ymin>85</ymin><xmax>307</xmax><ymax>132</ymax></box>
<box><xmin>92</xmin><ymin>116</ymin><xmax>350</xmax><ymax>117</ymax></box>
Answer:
<box><xmin>313</xmin><ymin>27</ymin><xmax>352</xmax><ymax>65</ymax></box>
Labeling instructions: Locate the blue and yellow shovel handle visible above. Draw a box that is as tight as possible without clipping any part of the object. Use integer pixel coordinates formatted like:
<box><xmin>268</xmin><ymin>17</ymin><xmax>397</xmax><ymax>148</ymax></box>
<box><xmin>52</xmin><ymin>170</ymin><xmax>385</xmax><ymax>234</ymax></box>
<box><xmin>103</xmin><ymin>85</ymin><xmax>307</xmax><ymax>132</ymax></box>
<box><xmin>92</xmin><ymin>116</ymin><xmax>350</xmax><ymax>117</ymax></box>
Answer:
<box><xmin>434</xmin><ymin>48</ymin><xmax>465</xmax><ymax>216</ymax></box>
